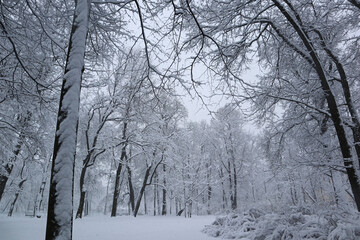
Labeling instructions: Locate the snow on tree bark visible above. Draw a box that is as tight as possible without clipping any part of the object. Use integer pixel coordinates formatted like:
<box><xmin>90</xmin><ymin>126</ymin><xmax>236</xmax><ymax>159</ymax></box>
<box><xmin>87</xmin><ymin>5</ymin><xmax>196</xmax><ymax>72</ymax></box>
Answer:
<box><xmin>45</xmin><ymin>0</ymin><xmax>90</xmax><ymax>239</ymax></box>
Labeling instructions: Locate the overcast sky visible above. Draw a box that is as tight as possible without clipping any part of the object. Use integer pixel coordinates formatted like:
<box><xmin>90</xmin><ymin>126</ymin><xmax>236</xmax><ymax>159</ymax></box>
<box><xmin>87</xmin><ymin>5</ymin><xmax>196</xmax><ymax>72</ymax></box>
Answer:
<box><xmin>179</xmin><ymin>61</ymin><xmax>262</xmax><ymax>134</ymax></box>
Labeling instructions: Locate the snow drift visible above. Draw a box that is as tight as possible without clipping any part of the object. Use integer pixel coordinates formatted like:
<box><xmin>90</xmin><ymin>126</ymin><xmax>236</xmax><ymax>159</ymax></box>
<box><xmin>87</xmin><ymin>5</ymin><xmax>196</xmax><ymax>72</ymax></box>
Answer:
<box><xmin>203</xmin><ymin>207</ymin><xmax>360</xmax><ymax>239</ymax></box>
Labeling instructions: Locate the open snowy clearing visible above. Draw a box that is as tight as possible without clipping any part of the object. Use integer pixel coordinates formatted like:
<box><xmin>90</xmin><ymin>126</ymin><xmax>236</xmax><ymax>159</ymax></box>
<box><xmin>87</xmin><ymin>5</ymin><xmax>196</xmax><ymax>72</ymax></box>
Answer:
<box><xmin>0</xmin><ymin>215</ymin><xmax>217</xmax><ymax>240</ymax></box>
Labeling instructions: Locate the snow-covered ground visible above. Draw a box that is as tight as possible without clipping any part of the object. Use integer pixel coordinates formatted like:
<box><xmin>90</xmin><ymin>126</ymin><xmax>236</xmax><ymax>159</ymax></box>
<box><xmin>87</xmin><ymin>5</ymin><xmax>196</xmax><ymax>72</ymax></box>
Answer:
<box><xmin>0</xmin><ymin>215</ymin><xmax>217</xmax><ymax>240</ymax></box>
<box><xmin>203</xmin><ymin>208</ymin><xmax>360</xmax><ymax>239</ymax></box>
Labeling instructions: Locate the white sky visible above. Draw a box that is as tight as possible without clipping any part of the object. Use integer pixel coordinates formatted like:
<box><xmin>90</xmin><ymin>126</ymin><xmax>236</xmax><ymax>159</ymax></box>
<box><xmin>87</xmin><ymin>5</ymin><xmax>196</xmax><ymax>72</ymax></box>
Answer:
<box><xmin>179</xmin><ymin>62</ymin><xmax>263</xmax><ymax>134</ymax></box>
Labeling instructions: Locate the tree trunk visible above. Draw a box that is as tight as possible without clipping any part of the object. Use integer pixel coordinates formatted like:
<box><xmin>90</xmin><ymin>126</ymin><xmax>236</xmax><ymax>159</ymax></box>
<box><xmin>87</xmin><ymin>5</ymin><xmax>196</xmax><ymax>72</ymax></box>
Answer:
<box><xmin>183</xmin><ymin>186</ymin><xmax>186</xmax><ymax>218</ymax></box>
<box><xmin>84</xmin><ymin>195</ymin><xmax>89</xmax><ymax>216</ymax></box>
<box><xmin>156</xmin><ymin>172</ymin><xmax>161</xmax><ymax>215</ymax></box>
<box><xmin>273</xmin><ymin>0</ymin><xmax>360</xmax><ymax>211</ymax></box>
<box><xmin>143</xmin><ymin>189</ymin><xmax>147</xmax><ymax>215</ymax></box>
<box><xmin>227</xmin><ymin>136</ymin><xmax>237</xmax><ymax>210</ymax></box>
<box><xmin>75</xmin><ymin>164</ymin><xmax>87</xmax><ymax>219</ymax></box>
<box><xmin>227</xmin><ymin>160</ymin><xmax>234</xmax><ymax>210</ymax></box>
<box><xmin>34</xmin><ymin>180</ymin><xmax>46</xmax><ymax>217</ymax></box>
<box><xmin>0</xmin><ymin>173</ymin><xmax>10</xmax><ymax>203</ymax></box>
<box><xmin>348</xmin><ymin>0</ymin><xmax>360</xmax><ymax>9</ymax></box>
<box><xmin>133</xmin><ymin>167</ymin><xmax>151</xmax><ymax>217</ymax></box>
<box><xmin>0</xmin><ymin>127</ymin><xmax>26</xmax><ymax>202</ymax></box>
<box><xmin>127</xmin><ymin>165</ymin><xmax>135</xmax><ymax>213</ymax></box>
<box><xmin>45</xmin><ymin>1</ymin><xmax>90</xmax><ymax>238</ymax></box>
<box><xmin>8</xmin><ymin>179</ymin><xmax>26</xmax><ymax>217</ymax></box>
<box><xmin>33</xmin><ymin>157</ymin><xmax>51</xmax><ymax>217</ymax></box>
<box><xmin>161</xmin><ymin>164</ymin><xmax>167</xmax><ymax>215</ymax></box>
<box><xmin>176</xmin><ymin>208</ymin><xmax>184</xmax><ymax>216</ymax></box>
<box><xmin>175</xmin><ymin>197</ymin><xmax>179</xmax><ymax>214</ymax></box>
<box><xmin>187</xmin><ymin>201</ymin><xmax>192</xmax><ymax>218</ymax></box>
<box><xmin>111</xmin><ymin>162</ymin><xmax>123</xmax><ymax>217</ymax></box>
<box><xmin>206</xmin><ymin>163</ymin><xmax>212</xmax><ymax>214</ymax></box>
<box><xmin>8</xmin><ymin>193</ymin><xmax>19</xmax><ymax>217</ymax></box>
<box><xmin>153</xmin><ymin>177</ymin><xmax>157</xmax><ymax>216</ymax></box>
<box><xmin>317</xmin><ymin>30</ymin><xmax>360</xmax><ymax>170</ymax></box>
<box><xmin>111</xmin><ymin>121</ymin><xmax>128</xmax><ymax>217</ymax></box>
<box><xmin>232</xmin><ymin>161</ymin><xmax>237</xmax><ymax>210</ymax></box>
<box><xmin>219</xmin><ymin>168</ymin><xmax>227</xmax><ymax>211</ymax></box>
<box><xmin>169</xmin><ymin>190</ymin><xmax>173</xmax><ymax>215</ymax></box>
<box><xmin>104</xmin><ymin>157</ymin><xmax>114</xmax><ymax>215</ymax></box>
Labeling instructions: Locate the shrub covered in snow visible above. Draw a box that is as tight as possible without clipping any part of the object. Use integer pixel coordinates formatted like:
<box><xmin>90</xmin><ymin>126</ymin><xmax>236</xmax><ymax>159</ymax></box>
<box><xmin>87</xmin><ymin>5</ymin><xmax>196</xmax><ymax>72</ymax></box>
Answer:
<box><xmin>203</xmin><ymin>207</ymin><xmax>360</xmax><ymax>239</ymax></box>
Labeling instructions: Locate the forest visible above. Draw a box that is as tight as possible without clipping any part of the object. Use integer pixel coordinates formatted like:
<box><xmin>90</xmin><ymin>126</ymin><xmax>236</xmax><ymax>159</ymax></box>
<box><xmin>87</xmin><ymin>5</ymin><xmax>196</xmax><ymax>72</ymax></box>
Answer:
<box><xmin>1</xmin><ymin>0</ymin><xmax>360</xmax><ymax>240</ymax></box>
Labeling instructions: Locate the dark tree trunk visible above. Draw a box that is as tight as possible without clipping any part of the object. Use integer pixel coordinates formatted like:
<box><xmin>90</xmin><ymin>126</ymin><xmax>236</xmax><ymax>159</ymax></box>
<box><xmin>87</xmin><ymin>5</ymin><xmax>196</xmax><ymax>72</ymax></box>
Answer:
<box><xmin>133</xmin><ymin>167</ymin><xmax>151</xmax><ymax>217</ymax></box>
<box><xmin>169</xmin><ymin>190</ymin><xmax>173</xmax><ymax>215</ymax></box>
<box><xmin>45</xmin><ymin>1</ymin><xmax>90</xmax><ymax>238</ymax></box>
<box><xmin>330</xmin><ymin>171</ymin><xmax>340</xmax><ymax>206</ymax></box>
<box><xmin>0</xmin><ymin>174</ymin><xmax>9</xmax><ymax>202</ymax></box>
<box><xmin>273</xmin><ymin>0</ymin><xmax>360</xmax><ymax>211</ymax></box>
<box><xmin>0</xmin><ymin>125</ymin><xmax>26</xmax><ymax>202</ymax></box>
<box><xmin>206</xmin><ymin>163</ymin><xmax>212</xmax><ymax>214</ymax></box>
<box><xmin>153</xmin><ymin>172</ymin><xmax>158</xmax><ymax>216</ymax></box>
<box><xmin>176</xmin><ymin>208</ymin><xmax>184</xmax><ymax>216</ymax></box>
<box><xmin>232</xmin><ymin>160</ymin><xmax>237</xmax><ymax>210</ymax></box>
<box><xmin>226</xmin><ymin>160</ymin><xmax>234</xmax><ymax>210</ymax></box>
<box><xmin>227</xmin><ymin>135</ymin><xmax>237</xmax><ymax>211</ymax></box>
<box><xmin>161</xmin><ymin>188</ymin><xmax>167</xmax><ymax>215</ymax></box>
<box><xmin>8</xmin><ymin>193</ymin><xmax>19</xmax><ymax>217</ymax></box>
<box><xmin>153</xmin><ymin>183</ymin><xmax>157</xmax><ymax>216</ymax></box>
<box><xmin>316</xmin><ymin>28</ymin><xmax>360</xmax><ymax>173</ymax></box>
<box><xmin>127</xmin><ymin>165</ymin><xmax>135</xmax><ymax>213</ymax></box>
<box><xmin>75</xmin><ymin>102</ymin><xmax>111</xmax><ymax>219</ymax></box>
<box><xmin>161</xmin><ymin>164</ymin><xmax>167</xmax><ymax>215</ymax></box>
<box><xmin>111</xmin><ymin>122</ymin><xmax>128</xmax><ymax>217</ymax></box>
<box><xmin>233</xmin><ymin>174</ymin><xmax>237</xmax><ymax>209</ymax></box>
<box><xmin>75</xmin><ymin>164</ymin><xmax>87</xmax><ymax>219</ymax></box>
<box><xmin>34</xmin><ymin>180</ymin><xmax>46</xmax><ymax>217</ymax></box>
<box><xmin>175</xmin><ymin>197</ymin><xmax>179</xmax><ymax>214</ymax></box>
<box><xmin>157</xmin><ymin>176</ymin><xmax>161</xmax><ymax>215</ymax></box>
<box><xmin>348</xmin><ymin>0</ymin><xmax>360</xmax><ymax>10</ymax></box>
<box><xmin>143</xmin><ymin>189</ymin><xmax>147</xmax><ymax>215</ymax></box>
<box><xmin>111</xmin><ymin>162</ymin><xmax>123</xmax><ymax>217</ymax></box>
<box><xmin>207</xmin><ymin>185</ymin><xmax>212</xmax><ymax>213</ymax></box>
<box><xmin>8</xmin><ymin>179</ymin><xmax>26</xmax><ymax>217</ymax></box>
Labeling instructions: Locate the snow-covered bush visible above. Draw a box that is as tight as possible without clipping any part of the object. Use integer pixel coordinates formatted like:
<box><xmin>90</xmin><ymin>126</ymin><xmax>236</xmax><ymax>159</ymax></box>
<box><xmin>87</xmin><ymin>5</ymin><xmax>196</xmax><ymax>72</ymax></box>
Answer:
<box><xmin>203</xmin><ymin>208</ymin><xmax>360</xmax><ymax>239</ymax></box>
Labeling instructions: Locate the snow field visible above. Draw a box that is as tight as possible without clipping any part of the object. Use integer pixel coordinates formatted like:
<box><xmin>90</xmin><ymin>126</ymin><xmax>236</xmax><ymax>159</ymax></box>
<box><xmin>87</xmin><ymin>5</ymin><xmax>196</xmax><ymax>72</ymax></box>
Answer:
<box><xmin>0</xmin><ymin>215</ymin><xmax>217</xmax><ymax>240</ymax></box>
